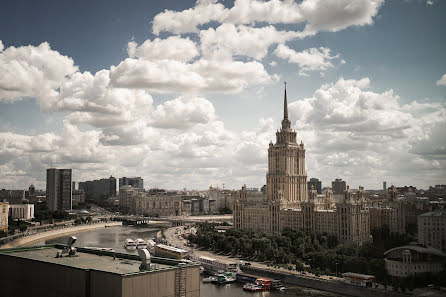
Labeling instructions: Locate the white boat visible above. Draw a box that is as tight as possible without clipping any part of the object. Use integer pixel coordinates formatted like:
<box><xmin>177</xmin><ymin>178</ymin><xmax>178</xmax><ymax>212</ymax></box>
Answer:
<box><xmin>135</xmin><ymin>238</ymin><xmax>147</xmax><ymax>249</ymax></box>
<box><xmin>202</xmin><ymin>276</ymin><xmax>216</xmax><ymax>283</ymax></box>
<box><xmin>124</xmin><ymin>238</ymin><xmax>136</xmax><ymax>249</ymax></box>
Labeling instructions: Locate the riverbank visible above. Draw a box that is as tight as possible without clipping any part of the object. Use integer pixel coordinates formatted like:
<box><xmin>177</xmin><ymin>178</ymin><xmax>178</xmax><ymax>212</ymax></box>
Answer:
<box><xmin>163</xmin><ymin>226</ymin><xmax>405</xmax><ymax>297</ymax></box>
<box><xmin>0</xmin><ymin>221</ymin><xmax>122</xmax><ymax>249</ymax></box>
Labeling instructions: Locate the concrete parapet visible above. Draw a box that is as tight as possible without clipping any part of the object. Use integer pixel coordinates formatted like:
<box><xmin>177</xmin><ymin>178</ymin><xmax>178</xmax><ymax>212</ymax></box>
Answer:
<box><xmin>0</xmin><ymin>221</ymin><xmax>122</xmax><ymax>249</ymax></box>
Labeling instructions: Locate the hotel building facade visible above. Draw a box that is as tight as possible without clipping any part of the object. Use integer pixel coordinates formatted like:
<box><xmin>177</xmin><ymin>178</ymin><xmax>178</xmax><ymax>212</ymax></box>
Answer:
<box><xmin>233</xmin><ymin>87</ymin><xmax>371</xmax><ymax>244</ymax></box>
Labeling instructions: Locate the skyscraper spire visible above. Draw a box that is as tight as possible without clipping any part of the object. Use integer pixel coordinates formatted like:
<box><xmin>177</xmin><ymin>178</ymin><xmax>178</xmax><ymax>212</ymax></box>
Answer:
<box><xmin>281</xmin><ymin>82</ymin><xmax>291</xmax><ymax>130</ymax></box>
<box><xmin>284</xmin><ymin>81</ymin><xmax>288</xmax><ymax>120</ymax></box>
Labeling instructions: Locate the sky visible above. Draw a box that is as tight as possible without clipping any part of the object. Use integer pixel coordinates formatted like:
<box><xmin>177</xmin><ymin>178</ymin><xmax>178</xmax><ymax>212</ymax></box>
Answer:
<box><xmin>0</xmin><ymin>0</ymin><xmax>445</xmax><ymax>191</ymax></box>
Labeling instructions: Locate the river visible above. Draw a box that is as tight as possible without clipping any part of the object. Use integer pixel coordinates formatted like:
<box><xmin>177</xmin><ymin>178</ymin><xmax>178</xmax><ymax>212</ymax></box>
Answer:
<box><xmin>33</xmin><ymin>226</ymin><xmax>342</xmax><ymax>297</ymax></box>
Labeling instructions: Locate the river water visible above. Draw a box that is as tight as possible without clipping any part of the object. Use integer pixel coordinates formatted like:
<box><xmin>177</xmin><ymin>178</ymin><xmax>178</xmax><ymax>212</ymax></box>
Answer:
<box><xmin>34</xmin><ymin>226</ymin><xmax>342</xmax><ymax>297</ymax></box>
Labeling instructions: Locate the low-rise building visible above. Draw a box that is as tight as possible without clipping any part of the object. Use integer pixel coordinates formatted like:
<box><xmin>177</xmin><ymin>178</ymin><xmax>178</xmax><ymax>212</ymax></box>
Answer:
<box><xmin>8</xmin><ymin>204</ymin><xmax>34</xmax><ymax>220</ymax></box>
<box><xmin>384</xmin><ymin>244</ymin><xmax>445</xmax><ymax>277</ymax></box>
<box><xmin>0</xmin><ymin>201</ymin><xmax>8</xmax><ymax>233</ymax></box>
<box><xmin>418</xmin><ymin>209</ymin><xmax>446</xmax><ymax>253</ymax></box>
<box><xmin>0</xmin><ymin>189</ymin><xmax>25</xmax><ymax>204</ymax></box>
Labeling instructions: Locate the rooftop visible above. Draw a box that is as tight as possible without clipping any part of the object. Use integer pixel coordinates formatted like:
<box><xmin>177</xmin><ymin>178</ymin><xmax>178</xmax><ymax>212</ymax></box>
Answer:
<box><xmin>0</xmin><ymin>245</ymin><xmax>197</xmax><ymax>275</ymax></box>
<box><xmin>385</xmin><ymin>244</ymin><xmax>446</xmax><ymax>258</ymax></box>
<box><xmin>420</xmin><ymin>209</ymin><xmax>446</xmax><ymax>217</ymax></box>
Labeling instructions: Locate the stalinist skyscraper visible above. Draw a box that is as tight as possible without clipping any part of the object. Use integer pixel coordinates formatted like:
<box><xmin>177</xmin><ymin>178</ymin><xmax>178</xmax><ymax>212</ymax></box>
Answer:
<box><xmin>233</xmin><ymin>84</ymin><xmax>371</xmax><ymax>244</ymax></box>
<box><xmin>266</xmin><ymin>85</ymin><xmax>307</xmax><ymax>206</ymax></box>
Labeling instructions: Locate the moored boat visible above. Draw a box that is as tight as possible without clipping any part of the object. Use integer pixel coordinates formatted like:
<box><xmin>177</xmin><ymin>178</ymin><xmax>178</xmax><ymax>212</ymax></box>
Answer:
<box><xmin>202</xmin><ymin>276</ymin><xmax>216</xmax><ymax>283</ymax></box>
<box><xmin>124</xmin><ymin>238</ymin><xmax>136</xmax><ymax>249</ymax></box>
<box><xmin>214</xmin><ymin>273</ymin><xmax>235</xmax><ymax>284</ymax></box>
<box><xmin>243</xmin><ymin>283</ymin><xmax>267</xmax><ymax>292</ymax></box>
<box><xmin>135</xmin><ymin>238</ymin><xmax>147</xmax><ymax>249</ymax></box>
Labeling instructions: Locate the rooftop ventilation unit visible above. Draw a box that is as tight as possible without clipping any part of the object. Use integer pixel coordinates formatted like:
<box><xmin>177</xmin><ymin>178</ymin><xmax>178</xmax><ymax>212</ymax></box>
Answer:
<box><xmin>56</xmin><ymin>236</ymin><xmax>77</xmax><ymax>258</ymax></box>
<box><xmin>138</xmin><ymin>248</ymin><xmax>151</xmax><ymax>271</ymax></box>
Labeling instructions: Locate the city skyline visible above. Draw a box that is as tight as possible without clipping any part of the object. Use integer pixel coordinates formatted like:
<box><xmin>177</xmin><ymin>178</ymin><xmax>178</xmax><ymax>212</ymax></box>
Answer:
<box><xmin>0</xmin><ymin>0</ymin><xmax>445</xmax><ymax>190</ymax></box>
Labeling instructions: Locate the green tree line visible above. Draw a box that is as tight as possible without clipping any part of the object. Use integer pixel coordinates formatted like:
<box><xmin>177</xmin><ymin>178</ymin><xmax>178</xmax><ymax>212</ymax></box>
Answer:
<box><xmin>188</xmin><ymin>223</ymin><xmax>430</xmax><ymax>285</ymax></box>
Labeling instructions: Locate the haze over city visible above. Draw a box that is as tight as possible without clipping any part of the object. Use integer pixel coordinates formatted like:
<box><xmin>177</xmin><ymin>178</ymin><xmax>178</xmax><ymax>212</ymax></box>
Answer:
<box><xmin>0</xmin><ymin>0</ymin><xmax>445</xmax><ymax>190</ymax></box>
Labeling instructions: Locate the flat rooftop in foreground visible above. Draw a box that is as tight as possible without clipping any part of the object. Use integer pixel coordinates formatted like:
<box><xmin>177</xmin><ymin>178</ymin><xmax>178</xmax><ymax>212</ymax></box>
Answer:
<box><xmin>1</xmin><ymin>245</ymin><xmax>178</xmax><ymax>275</ymax></box>
<box><xmin>0</xmin><ymin>244</ymin><xmax>201</xmax><ymax>297</ymax></box>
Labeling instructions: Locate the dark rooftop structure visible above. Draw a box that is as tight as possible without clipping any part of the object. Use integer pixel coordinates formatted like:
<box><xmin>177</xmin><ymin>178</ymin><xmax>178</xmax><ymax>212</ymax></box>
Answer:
<box><xmin>0</xmin><ymin>244</ymin><xmax>200</xmax><ymax>297</ymax></box>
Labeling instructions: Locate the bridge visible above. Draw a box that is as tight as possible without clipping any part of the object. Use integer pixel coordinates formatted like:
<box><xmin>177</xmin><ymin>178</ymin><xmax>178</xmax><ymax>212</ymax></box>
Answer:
<box><xmin>110</xmin><ymin>214</ymin><xmax>232</xmax><ymax>227</ymax></box>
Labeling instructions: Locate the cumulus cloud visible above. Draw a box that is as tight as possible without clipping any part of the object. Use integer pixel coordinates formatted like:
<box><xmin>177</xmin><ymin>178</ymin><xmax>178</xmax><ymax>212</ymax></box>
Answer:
<box><xmin>436</xmin><ymin>73</ymin><xmax>446</xmax><ymax>86</ymax></box>
<box><xmin>0</xmin><ymin>41</ymin><xmax>78</xmax><ymax>101</ymax></box>
<box><xmin>152</xmin><ymin>1</ymin><xmax>226</xmax><ymax>35</ymax></box>
<box><xmin>200</xmin><ymin>24</ymin><xmax>299</xmax><ymax>60</ymax></box>
<box><xmin>298</xmin><ymin>0</ymin><xmax>384</xmax><ymax>36</ymax></box>
<box><xmin>151</xmin><ymin>96</ymin><xmax>216</xmax><ymax>129</ymax></box>
<box><xmin>109</xmin><ymin>56</ymin><xmax>273</xmax><ymax>93</ymax></box>
<box><xmin>274</xmin><ymin>45</ymin><xmax>341</xmax><ymax>76</ymax></box>
<box><xmin>288</xmin><ymin>77</ymin><xmax>446</xmax><ymax>187</ymax></box>
<box><xmin>127</xmin><ymin>36</ymin><xmax>199</xmax><ymax>62</ymax></box>
<box><xmin>153</xmin><ymin>0</ymin><xmax>383</xmax><ymax>37</ymax></box>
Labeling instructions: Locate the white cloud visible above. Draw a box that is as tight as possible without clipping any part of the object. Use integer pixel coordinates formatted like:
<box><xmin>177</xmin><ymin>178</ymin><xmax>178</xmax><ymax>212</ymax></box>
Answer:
<box><xmin>298</xmin><ymin>0</ymin><xmax>384</xmax><ymax>36</ymax></box>
<box><xmin>274</xmin><ymin>45</ymin><xmax>341</xmax><ymax>76</ymax></box>
<box><xmin>153</xmin><ymin>0</ymin><xmax>383</xmax><ymax>37</ymax></box>
<box><xmin>269</xmin><ymin>61</ymin><xmax>277</xmax><ymax>67</ymax></box>
<box><xmin>287</xmin><ymin>77</ymin><xmax>446</xmax><ymax>188</ymax></box>
<box><xmin>0</xmin><ymin>42</ymin><xmax>78</xmax><ymax>101</ymax></box>
<box><xmin>109</xmin><ymin>57</ymin><xmax>273</xmax><ymax>93</ymax></box>
<box><xmin>224</xmin><ymin>0</ymin><xmax>304</xmax><ymax>25</ymax></box>
<box><xmin>150</xmin><ymin>96</ymin><xmax>216</xmax><ymax>129</ymax></box>
<box><xmin>200</xmin><ymin>24</ymin><xmax>299</xmax><ymax>60</ymax></box>
<box><xmin>127</xmin><ymin>36</ymin><xmax>199</xmax><ymax>62</ymax></box>
<box><xmin>426</xmin><ymin>0</ymin><xmax>434</xmax><ymax>6</ymax></box>
<box><xmin>436</xmin><ymin>73</ymin><xmax>446</xmax><ymax>86</ymax></box>
<box><xmin>152</xmin><ymin>1</ymin><xmax>226</xmax><ymax>35</ymax></box>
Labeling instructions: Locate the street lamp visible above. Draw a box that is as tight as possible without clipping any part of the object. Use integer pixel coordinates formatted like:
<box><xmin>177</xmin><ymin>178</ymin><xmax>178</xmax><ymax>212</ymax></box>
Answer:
<box><xmin>335</xmin><ymin>262</ymin><xmax>339</xmax><ymax>277</ymax></box>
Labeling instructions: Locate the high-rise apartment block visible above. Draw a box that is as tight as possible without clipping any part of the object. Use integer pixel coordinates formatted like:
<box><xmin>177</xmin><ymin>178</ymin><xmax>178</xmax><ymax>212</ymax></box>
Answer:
<box><xmin>8</xmin><ymin>204</ymin><xmax>34</xmax><ymax>220</ymax></box>
<box><xmin>79</xmin><ymin>176</ymin><xmax>116</xmax><ymax>203</ymax></box>
<box><xmin>308</xmin><ymin>178</ymin><xmax>322</xmax><ymax>194</ymax></box>
<box><xmin>119</xmin><ymin>177</ymin><xmax>144</xmax><ymax>192</ymax></box>
<box><xmin>233</xmin><ymin>87</ymin><xmax>370</xmax><ymax>244</ymax></box>
<box><xmin>418</xmin><ymin>210</ymin><xmax>446</xmax><ymax>253</ymax></box>
<box><xmin>332</xmin><ymin>179</ymin><xmax>346</xmax><ymax>195</ymax></box>
<box><xmin>46</xmin><ymin>168</ymin><xmax>72</xmax><ymax>211</ymax></box>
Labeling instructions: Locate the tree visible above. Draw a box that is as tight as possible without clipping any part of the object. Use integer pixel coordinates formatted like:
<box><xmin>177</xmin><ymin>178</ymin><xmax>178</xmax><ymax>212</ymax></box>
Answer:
<box><xmin>19</xmin><ymin>224</ymin><xmax>28</xmax><ymax>232</ymax></box>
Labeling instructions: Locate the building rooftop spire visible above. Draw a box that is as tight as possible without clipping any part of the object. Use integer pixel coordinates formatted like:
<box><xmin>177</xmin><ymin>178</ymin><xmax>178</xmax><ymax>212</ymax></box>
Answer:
<box><xmin>284</xmin><ymin>82</ymin><xmax>288</xmax><ymax>120</ymax></box>
<box><xmin>281</xmin><ymin>82</ymin><xmax>291</xmax><ymax>130</ymax></box>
